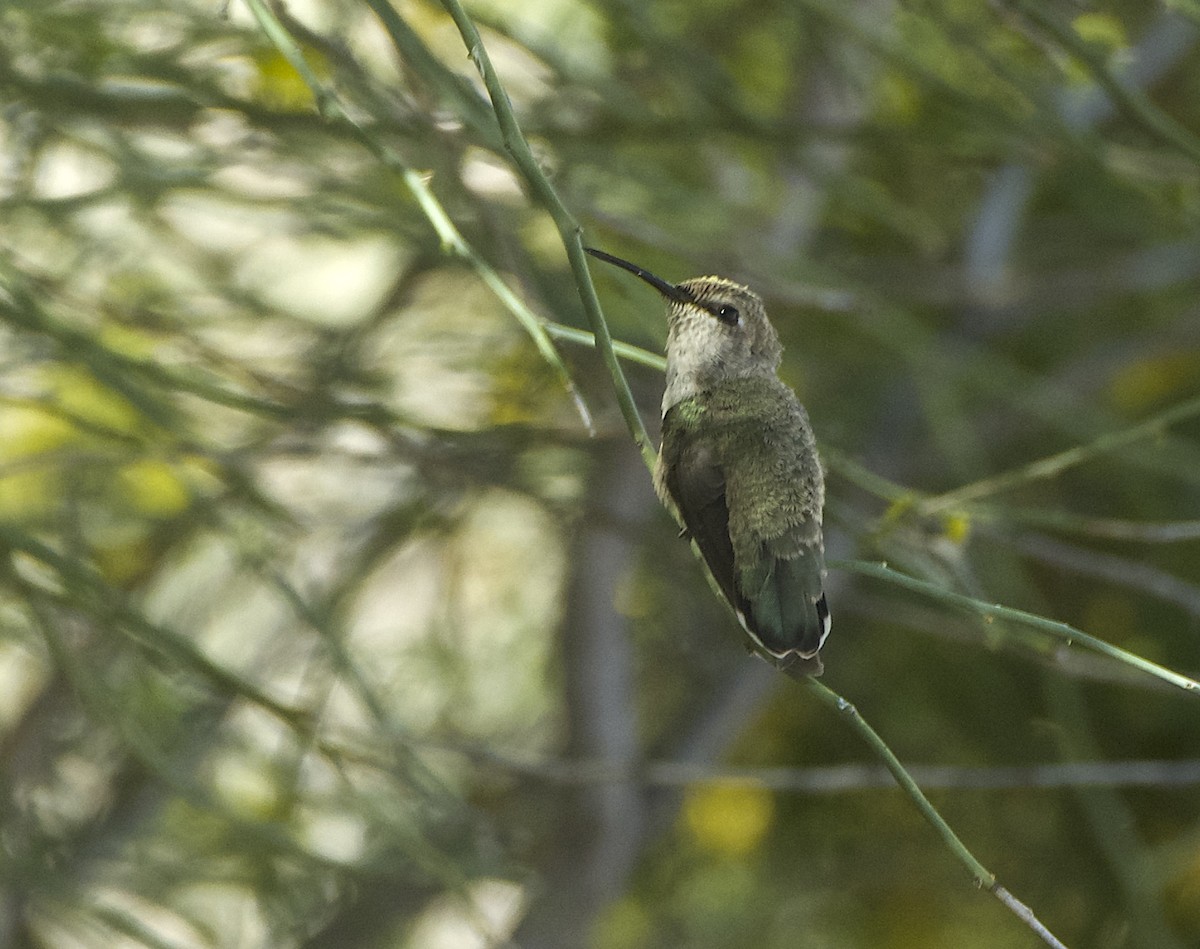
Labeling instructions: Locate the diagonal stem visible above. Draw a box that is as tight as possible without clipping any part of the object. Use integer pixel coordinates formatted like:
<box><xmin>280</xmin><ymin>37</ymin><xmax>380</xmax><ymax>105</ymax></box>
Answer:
<box><xmin>434</xmin><ymin>0</ymin><xmax>656</xmax><ymax>470</ymax></box>
<box><xmin>798</xmin><ymin>675</ymin><xmax>1068</xmax><ymax>949</ymax></box>
<box><xmin>837</xmin><ymin>559</ymin><xmax>1200</xmax><ymax>694</ymax></box>
<box><xmin>916</xmin><ymin>393</ymin><xmax>1200</xmax><ymax>516</ymax></box>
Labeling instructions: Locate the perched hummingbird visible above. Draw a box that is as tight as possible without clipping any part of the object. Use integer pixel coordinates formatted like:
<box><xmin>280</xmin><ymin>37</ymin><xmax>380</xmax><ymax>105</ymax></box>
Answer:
<box><xmin>587</xmin><ymin>248</ymin><xmax>830</xmax><ymax>674</ymax></box>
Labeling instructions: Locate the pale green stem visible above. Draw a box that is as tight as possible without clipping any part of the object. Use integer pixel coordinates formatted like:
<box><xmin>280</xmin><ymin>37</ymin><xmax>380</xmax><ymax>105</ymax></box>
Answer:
<box><xmin>541</xmin><ymin>321</ymin><xmax>666</xmax><ymax>371</ymax></box>
<box><xmin>917</xmin><ymin>393</ymin><xmax>1200</xmax><ymax>517</ymax></box>
<box><xmin>798</xmin><ymin>676</ymin><xmax>1067</xmax><ymax>948</ymax></box>
<box><xmin>838</xmin><ymin>559</ymin><xmax>1200</xmax><ymax>694</ymax></box>
<box><xmin>435</xmin><ymin>0</ymin><xmax>656</xmax><ymax>470</ymax></box>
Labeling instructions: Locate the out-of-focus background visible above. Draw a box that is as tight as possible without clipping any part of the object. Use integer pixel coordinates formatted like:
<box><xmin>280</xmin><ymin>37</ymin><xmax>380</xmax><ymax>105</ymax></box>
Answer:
<box><xmin>2</xmin><ymin>1</ymin><xmax>1200</xmax><ymax>946</ymax></box>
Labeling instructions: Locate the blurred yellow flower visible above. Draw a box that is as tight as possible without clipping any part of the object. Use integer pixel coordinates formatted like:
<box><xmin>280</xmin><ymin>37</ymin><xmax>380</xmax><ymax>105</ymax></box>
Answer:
<box><xmin>942</xmin><ymin>512</ymin><xmax>971</xmax><ymax>545</ymax></box>
<box><xmin>683</xmin><ymin>782</ymin><xmax>774</xmax><ymax>857</ymax></box>
<box><xmin>0</xmin><ymin>404</ymin><xmax>76</xmax><ymax>458</ymax></box>
<box><xmin>119</xmin><ymin>458</ymin><xmax>191</xmax><ymax>516</ymax></box>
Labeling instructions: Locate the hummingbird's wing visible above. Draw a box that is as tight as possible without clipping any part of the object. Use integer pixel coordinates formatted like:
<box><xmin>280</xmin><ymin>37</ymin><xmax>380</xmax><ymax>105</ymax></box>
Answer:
<box><xmin>660</xmin><ymin>433</ymin><xmax>829</xmax><ymax>668</ymax></box>
<box><xmin>659</xmin><ymin>388</ymin><xmax>829</xmax><ymax>671</ymax></box>
<box><xmin>659</xmin><ymin>439</ymin><xmax>742</xmax><ymax>613</ymax></box>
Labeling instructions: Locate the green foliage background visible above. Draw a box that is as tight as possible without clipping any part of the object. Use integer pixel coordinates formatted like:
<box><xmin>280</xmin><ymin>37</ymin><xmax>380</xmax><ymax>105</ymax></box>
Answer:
<box><xmin>2</xmin><ymin>0</ymin><xmax>1200</xmax><ymax>947</ymax></box>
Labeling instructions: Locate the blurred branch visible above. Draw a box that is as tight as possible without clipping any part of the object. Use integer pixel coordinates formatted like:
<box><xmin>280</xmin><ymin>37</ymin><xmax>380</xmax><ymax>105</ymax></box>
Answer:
<box><xmin>514</xmin><ymin>444</ymin><xmax>654</xmax><ymax>948</ymax></box>
<box><xmin>839</xmin><ymin>559</ymin><xmax>1200</xmax><ymax>693</ymax></box>
<box><xmin>836</xmin><ymin>284</ymin><xmax>1200</xmax><ymax>497</ymax></box>
<box><xmin>357</xmin><ymin>0</ymin><xmax>499</xmax><ymax>141</ymax></box>
<box><xmin>0</xmin><ymin>525</ymin><xmax>310</xmax><ymax>725</ymax></box>
<box><xmin>0</xmin><ymin>44</ymin><xmax>331</xmax><ymax>134</ymax></box>
<box><xmin>991</xmin><ymin>528</ymin><xmax>1200</xmax><ymax>620</ymax></box>
<box><xmin>1043</xmin><ymin>675</ymin><xmax>1187</xmax><ymax>949</ymax></box>
<box><xmin>823</xmin><ymin>444</ymin><xmax>912</xmax><ymax>502</ymax></box>
<box><xmin>915</xmin><ymin>392</ymin><xmax>1200</xmax><ymax>516</ymax></box>
<box><xmin>966</xmin><ymin>9</ymin><xmax>1199</xmax><ymax>321</ymax></box>
<box><xmin>974</xmin><ymin>505</ymin><xmax>1200</xmax><ymax>543</ymax></box>
<box><xmin>21</xmin><ymin>601</ymin><xmax>331</xmax><ymax>869</ymax></box>
<box><xmin>0</xmin><ymin>268</ymin><xmax>296</xmax><ymax>422</ymax></box>
<box><xmin>793</xmin><ymin>0</ymin><xmax>1036</xmax><ymax>141</ymax></box>
<box><xmin>449</xmin><ymin>744</ymin><xmax>1200</xmax><ymax>792</ymax></box>
<box><xmin>1007</xmin><ymin>2</ymin><xmax>1200</xmax><ymax>165</ymax></box>
<box><xmin>242</xmin><ymin>0</ymin><xmax>596</xmax><ymax>434</ymax></box>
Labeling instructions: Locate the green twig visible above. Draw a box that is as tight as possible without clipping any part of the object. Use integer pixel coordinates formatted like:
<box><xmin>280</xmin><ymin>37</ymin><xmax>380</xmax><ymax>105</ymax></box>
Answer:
<box><xmin>798</xmin><ymin>676</ymin><xmax>1068</xmax><ymax>949</ymax></box>
<box><xmin>242</xmin><ymin>0</ymin><xmax>595</xmax><ymax>434</ymax></box>
<box><xmin>838</xmin><ymin>559</ymin><xmax>1200</xmax><ymax>694</ymax></box>
<box><xmin>434</xmin><ymin>0</ymin><xmax>656</xmax><ymax>470</ymax></box>
<box><xmin>541</xmin><ymin>321</ymin><xmax>666</xmax><ymax>371</ymax></box>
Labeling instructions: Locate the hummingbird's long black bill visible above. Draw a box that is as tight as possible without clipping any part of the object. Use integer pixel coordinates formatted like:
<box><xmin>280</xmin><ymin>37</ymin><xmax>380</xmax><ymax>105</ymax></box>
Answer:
<box><xmin>585</xmin><ymin>247</ymin><xmax>694</xmax><ymax>304</ymax></box>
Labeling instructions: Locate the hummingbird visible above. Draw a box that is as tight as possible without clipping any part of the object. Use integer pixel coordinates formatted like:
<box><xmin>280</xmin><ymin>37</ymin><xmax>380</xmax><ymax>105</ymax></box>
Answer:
<box><xmin>586</xmin><ymin>248</ymin><xmax>830</xmax><ymax>675</ymax></box>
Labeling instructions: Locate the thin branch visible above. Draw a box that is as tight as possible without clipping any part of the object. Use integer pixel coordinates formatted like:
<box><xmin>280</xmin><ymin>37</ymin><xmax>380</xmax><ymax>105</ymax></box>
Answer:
<box><xmin>916</xmin><ymin>392</ymin><xmax>1200</xmax><ymax>516</ymax></box>
<box><xmin>442</xmin><ymin>742</ymin><xmax>1200</xmax><ymax>792</ymax></box>
<box><xmin>797</xmin><ymin>676</ymin><xmax>1068</xmax><ymax>949</ymax></box>
<box><xmin>541</xmin><ymin>321</ymin><xmax>666</xmax><ymax>371</ymax></box>
<box><xmin>434</xmin><ymin>0</ymin><xmax>656</xmax><ymax>470</ymax></box>
<box><xmin>838</xmin><ymin>559</ymin><xmax>1200</xmax><ymax>694</ymax></box>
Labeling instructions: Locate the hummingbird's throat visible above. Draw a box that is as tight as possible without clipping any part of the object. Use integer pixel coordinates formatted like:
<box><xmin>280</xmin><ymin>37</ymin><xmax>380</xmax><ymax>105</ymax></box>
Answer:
<box><xmin>662</xmin><ymin>313</ymin><xmax>734</xmax><ymax>413</ymax></box>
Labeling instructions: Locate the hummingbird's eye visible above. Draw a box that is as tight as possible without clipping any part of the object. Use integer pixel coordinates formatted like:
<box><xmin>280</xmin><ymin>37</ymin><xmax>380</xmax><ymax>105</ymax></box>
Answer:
<box><xmin>714</xmin><ymin>304</ymin><xmax>740</xmax><ymax>325</ymax></box>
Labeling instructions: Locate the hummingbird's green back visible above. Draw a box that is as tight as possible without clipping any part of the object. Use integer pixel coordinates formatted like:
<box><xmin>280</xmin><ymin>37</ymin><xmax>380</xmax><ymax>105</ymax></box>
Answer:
<box><xmin>657</xmin><ymin>374</ymin><xmax>828</xmax><ymax>668</ymax></box>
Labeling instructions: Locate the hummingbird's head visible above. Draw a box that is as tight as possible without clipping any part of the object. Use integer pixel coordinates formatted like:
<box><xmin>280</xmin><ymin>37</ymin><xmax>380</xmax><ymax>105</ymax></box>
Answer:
<box><xmin>669</xmin><ymin>275</ymin><xmax>782</xmax><ymax>374</ymax></box>
<box><xmin>585</xmin><ymin>248</ymin><xmax>782</xmax><ymax>412</ymax></box>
